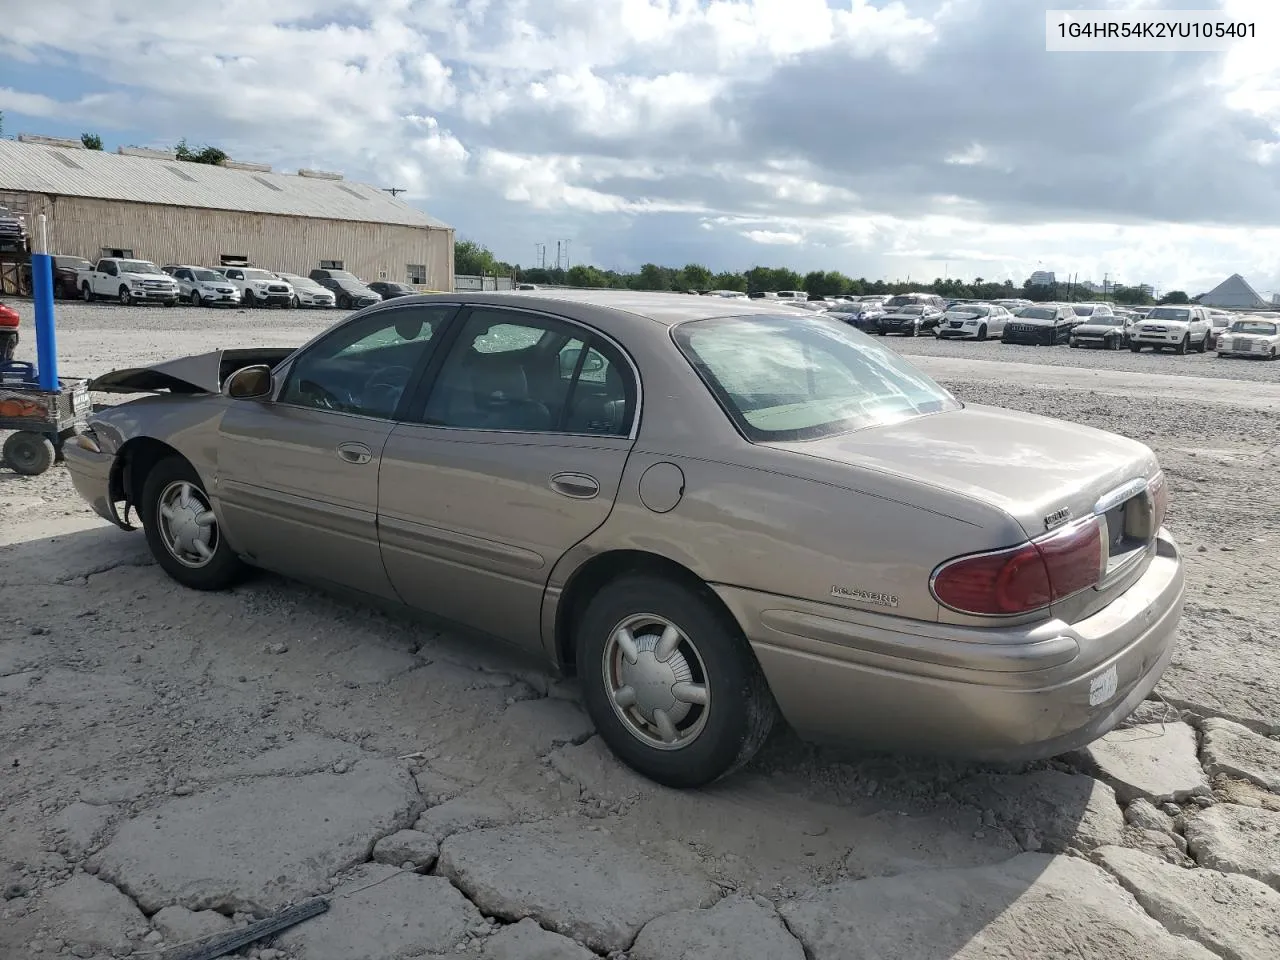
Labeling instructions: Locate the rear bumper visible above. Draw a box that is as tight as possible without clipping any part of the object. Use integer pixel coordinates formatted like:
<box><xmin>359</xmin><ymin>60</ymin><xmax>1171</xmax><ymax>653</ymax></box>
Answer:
<box><xmin>714</xmin><ymin>531</ymin><xmax>1185</xmax><ymax>761</ymax></box>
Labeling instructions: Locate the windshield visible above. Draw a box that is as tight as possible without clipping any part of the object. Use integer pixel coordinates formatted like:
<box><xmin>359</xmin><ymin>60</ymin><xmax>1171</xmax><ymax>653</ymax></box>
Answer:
<box><xmin>894</xmin><ymin>305</ymin><xmax>926</xmax><ymax>315</ymax></box>
<box><xmin>1211</xmin><ymin>316</ymin><xmax>1230</xmax><ymax>327</ymax></box>
<box><xmin>119</xmin><ymin>260</ymin><xmax>161</xmax><ymax>274</ymax></box>
<box><xmin>324</xmin><ymin>270</ymin><xmax>359</xmax><ymax>281</ymax></box>
<box><xmin>193</xmin><ymin>269</ymin><xmax>223</xmax><ymax>282</ymax></box>
<box><xmin>883</xmin><ymin>295</ymin><xmax>927</xmax><ymax>307</ymax></box>
<box><xmin>1147</xmin><ymin>307</ymin><xmax>1190</xmax><ymax>321</ymax></box>
<box><xmin>1230</xmin><ymin>321</ymin><xmax>1277</xmax><ymax>335</ymax></box>
<box><xmin>56</xmin><ymin>257</ymin><xmax>92</xmax><ymax>269</ymax></box>
<box><xmin>1089</xmin><ymin>316</ymin><xmax>1124</xmax><ymax>327</ymax></box>
<box><xmin>672</xmin><ymin>314</ymin><xmax>960</xmax><ymax>442</ymax></box>
<box><xmin>242</xmin><ymin>269</ymin><xmax>276</xmax><ymax>282</ymax></box>
<box><xmin>1016</xmin><ymin>307</ymin><xmax>1057</xmax><ymax>320</ymax></box>
<box><xmin>948</xmin><ymin>305</ymin><xmax>990</xmax><ymax>317</ymax></box>
<box><xmin>1071</xmin><ymin>305</ymin><xmax>1095</xmax><ymax>316</ymax></box>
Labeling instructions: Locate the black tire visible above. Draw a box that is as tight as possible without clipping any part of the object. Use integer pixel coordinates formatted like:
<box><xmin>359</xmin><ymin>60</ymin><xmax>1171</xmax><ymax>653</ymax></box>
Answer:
<box><xmin>576</xmin><ymin>574</ymin><xmax>777</xmax><ymax>788</ymax></box>
<box><xmin>976</xmin><ymin>324</ymin><xmax>987</xmax><ymax>342</ymax></box>
<box><xmin>1112</xmin><ymin>335</ymin><xmax>1121</xmax><ymax>350</ymax></box>
<box><xmin>192</xmin><ymin>292</ymin><xmax>202</xmax><ymax>307</ymax></box>
<box><xmin>338</xmin><ymin>294</ymin><xmax>352</xmax><ymax>309</ymax></box>
<box><xmin>1069</xmin><ymin>341</ymin><xmax>1078</xmax><ymax>348</ymax></box>
<box><xmin>1175</xmin><ymin>334</ymin><xmax>1189</xmax><ymax>355</ymax></box>
<box><xmin>118</xmin><ymin>286</ymin><xmax>132</xmax><ymax>305</ymax></box>
<box><xmin>1130</xmin><ymin>343</ymin><xmax>1142</xmax><ymax>352</ymax></box>
<box><xmin>291</xmin><ymin>295</ymin><xmax>300</xmax><ymax>309</ymax></box>
<box><xmin>140</xmin><ymin>456</ymin><xmax>250</xmax><ymax>591</ymax></box>
<box><xmin>81</xmin><ymin>283</ymin><xmax>94</xmax><ymax>302</ymax></box>
<box><xmin>243</xmin><ymin>290</ymin><xmax>256</xmax><ymax>308</ymax></box>
<box><xmin>876</xmin><ymin>329</ymin><xmax>886</xmax><ymax>336</ymax></box>
<box><xmin>163</xmin><ymin>299</ymin><xmax>176</xmax><ymax>308</ymax></box>
<box><xmin>1196</xmin><ymin>331</ymin><xmax>1208</xmax><ymax>353</ymax></box>
<box><xmin>3</xmin><ymin>431</ymin><xmax>55</xmax><ymax>476</ymax></box>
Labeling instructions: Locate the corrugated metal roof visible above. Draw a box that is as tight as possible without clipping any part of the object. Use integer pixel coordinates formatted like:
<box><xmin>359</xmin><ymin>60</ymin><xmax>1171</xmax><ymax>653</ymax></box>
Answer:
<box><xmin>0</xmin><ymin>139</ymin><xmax>450</xmax><ymax>229</ymax></box>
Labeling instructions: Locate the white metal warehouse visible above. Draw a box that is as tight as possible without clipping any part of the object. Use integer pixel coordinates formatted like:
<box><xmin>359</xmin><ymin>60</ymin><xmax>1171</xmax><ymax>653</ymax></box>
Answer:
<box><xmin>0</xmin><ymin>136</ymin><xmax>454</xmax><ymax>290</ymax></box>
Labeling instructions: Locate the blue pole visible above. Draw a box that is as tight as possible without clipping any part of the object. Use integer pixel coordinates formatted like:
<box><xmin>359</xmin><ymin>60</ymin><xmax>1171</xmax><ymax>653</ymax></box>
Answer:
<box><xmin>31</xmin><ymin>214</ymin><xmax>59</xmax><ymax>390</ymax></box>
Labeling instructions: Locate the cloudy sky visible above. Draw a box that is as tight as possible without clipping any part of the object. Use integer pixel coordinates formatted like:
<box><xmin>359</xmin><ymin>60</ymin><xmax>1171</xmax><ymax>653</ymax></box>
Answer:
<box><xmin>3</xmin><ymin>0</ymin><xmax>1280</xmax><ymax>295</ymax></box>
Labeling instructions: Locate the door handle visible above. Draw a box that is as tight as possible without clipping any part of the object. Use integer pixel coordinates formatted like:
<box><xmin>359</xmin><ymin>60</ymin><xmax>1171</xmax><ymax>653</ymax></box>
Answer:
<box><xmin>336</xmin><ymin>441</ymin><xmax>372</xmax><ymax>465</ymax></box>
<box><xmin>550</xmin><ymin>472</ymin><xmax>600</xmax><ymax>499</ymax></box>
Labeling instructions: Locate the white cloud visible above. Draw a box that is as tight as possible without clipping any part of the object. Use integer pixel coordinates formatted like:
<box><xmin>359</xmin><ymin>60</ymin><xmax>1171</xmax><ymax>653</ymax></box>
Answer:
<box><xmin>3</xmin><ymin>0</ymin><xmax>1280</xmax><ymax>291</ymax></box>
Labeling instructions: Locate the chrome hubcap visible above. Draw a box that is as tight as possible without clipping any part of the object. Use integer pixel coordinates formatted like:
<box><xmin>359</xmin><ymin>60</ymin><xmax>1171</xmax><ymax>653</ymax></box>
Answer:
<box><xmin>157</xmin><ymin>481</ymin><xmax>217</xmax><ymax>568</ymax></box>
<box><xmin>603</xmin><ymin>614</ymin><xmax>710</xmax><ymax>750</ymax></box>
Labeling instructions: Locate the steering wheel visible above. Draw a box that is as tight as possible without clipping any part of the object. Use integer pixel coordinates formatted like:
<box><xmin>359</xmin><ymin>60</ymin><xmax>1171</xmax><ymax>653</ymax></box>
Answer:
<box><xmin>361</xmin><ymin>365</ymin><xmax>414</xmax><ymax>415</ymax></box>
<box><xmin>298</xmin><ymin>379</ymin><xmax>346</xmax><ymax>411</ymax></box>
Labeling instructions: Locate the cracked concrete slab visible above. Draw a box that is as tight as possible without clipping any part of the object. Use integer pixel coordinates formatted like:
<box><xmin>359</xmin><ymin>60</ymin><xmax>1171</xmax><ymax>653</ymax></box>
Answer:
<box><xmin>1185</xmin><ymin>804</ymin><xmax>1280</xmax><ymax>892</ymax></box>
<box><xmin>500</xmin><ymin>698</ymin><xmax>595</xmax><ymax>754</ymax></box>
<box><xmin>950</xmin><ymin>770</ymin><xmax>1125</xmax><ymax>853</ymax></box>
<box><xmin>188</xmin><ymin>736</ymin><xmax>367</xmax><ymax>781</ymax></box>
<box><xmin>630</xmin><ymin>894</ymin><xmax>805</xmax><ymax>960</ymax></box>
<box><xmin>316</xmin><ymin>641</ymin><xmax>423</xmax><ymax>686</ymax></box>
<box><xmin>413</xmin><ymin>792</ymin><xmax>518</xmax><ymax>847</ymax></box>
<box><xmin>276</xmin><ymin>864</ymin><xmax>483</xmax><ymax>960</ymax></box>
<box><xmin>1079</xmin><ymin>722</ymin><xmax>1211</xmax><ymax>803</ymax></box>
<box><xmin>150</xmin><ymin>904</ymin><xmax>235</xmax><ymax>942</ymax></box>
<box><xmin>0</xmin><ymin>516</ymin><xmax>154</xmax><ymax>585</ymax></box>
<box><xmin>41</xmin><ymin>874</ymin><xmax>148</xmax><ymax>953</ymax></box>
<box><xmin>438</xmin><ymin>820</ymin><xmax>720</xmax><ymax>953</ymax></box>
<box><xmin>480</xmin><ymin>918</ymin><xmax>596</xmax><ymax>960</ymax></box>
<box><xmin>780</xmin><ymin>853</ymin><xmax>1218</xmax><ymax>960</ymax></box>
<box><xmin>95</xmin><ymin>760</ymin><xmax>423</xmax><ymax>914</ymax></box>
<box><xmin>546</xmin><ymin>736</ymin><xmax>654</xmax><ymax>806</ymax></box>
<box><xmin>1095</xmin><ymin>845</ymin><xmax>1280</xmax><ymax>960</ymax></box>
<box><xmin>48</xmin><ymin>802</ymin><xmax>115</xmax><ymax>860</ymax></box>
<box><xmin>1201</xmin><ymin>717</ymin><xmax>1280</xmax><ymax>793</ymax></box>
<box><xmin>372</xmin><ymin>829</ymin><xmax>439</xmax><ymax>870</ymax></box>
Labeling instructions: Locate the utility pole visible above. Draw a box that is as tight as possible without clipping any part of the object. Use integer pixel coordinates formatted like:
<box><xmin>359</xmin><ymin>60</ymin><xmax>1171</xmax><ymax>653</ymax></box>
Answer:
<box><xmin>382</xmin><ymin>187</ymin><xmax>406</xmax><ymax>197</ymax></box>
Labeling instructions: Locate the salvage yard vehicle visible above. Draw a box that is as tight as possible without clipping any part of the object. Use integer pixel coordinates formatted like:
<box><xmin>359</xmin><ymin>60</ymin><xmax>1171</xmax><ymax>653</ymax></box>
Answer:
<box><xmin>1215</xmin><ymin>317</ymin><xmax>1280</xmax><ymax>359</ymax></box>
<box><xmin>875</xmin><ymin>303</ymin><xmax>942</xmax><ymax>337</ymax></box>
<box><xmin>275</xmin><ymin>273</ymin><xmax>337</xmax><ymax>309</ymax></box>
<box><xmin>1002</xmin><ymin>304</ymin><xmax>1075</xmax><ymax>346</ymax></box>
<box><xmin>52</xmin><ymin>255</ymin><xmax>94</xmax><ymax>299</ymax></box>
<box><xmin>163</xmin><ymin>265</ymin><xmax>241</xmax><ymax>307</ymax></box>
<box><xmin>935</xmin><ymin>302</ymin><xmax>1012</xmax><ymax>341</ymax></box>
<box><xmin>368</xmin><ymin>281</ymin><xmax>418</xmax><ymax>301</ymax></box>
<box><xmin>1069</xmin><ymin>313</ymin><xmax>1127</xmax><ymax>350</ymax></box>
<box><xmin>309</xmin><ymin>268</ymin><xmax>382</xmax><ymax>309</ymax></box>
<box><xmin>64</xmin><ymin>291</ymin><xmax>1185</xmax><ymax>788</ymax></box>
<box><xmin>1129</xmin><ymin>305</ymin><xmax>1212</xmax><ymax>354</ymax></box>
<box><xmin>218</xmin><ymin>267</ymin><xmax>294</xmax><ymax>308</ymax></box>
<box><xmin>0</xmin><ymin>207</ymin><xmax>28</xmax><ymax>252</ymax></box>
<box><xmin>78</xmin><ymin>258</ymin><xmax>180</xmax><ymax>306</ymax></box>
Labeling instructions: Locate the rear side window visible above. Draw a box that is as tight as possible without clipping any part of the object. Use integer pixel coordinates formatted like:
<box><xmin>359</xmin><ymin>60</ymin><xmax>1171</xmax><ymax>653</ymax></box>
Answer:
<box><xmin>673</xmin><ymin>314</ymin><xmax>959</xmax><ymax>442</ymax></box>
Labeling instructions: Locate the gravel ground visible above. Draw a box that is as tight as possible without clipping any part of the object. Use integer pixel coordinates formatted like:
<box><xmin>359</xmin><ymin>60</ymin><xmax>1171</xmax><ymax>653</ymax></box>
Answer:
<box><xmin>2</xmin><ymin>300</ymin><xmax>1279</xmax><ymax>960</ymax></box>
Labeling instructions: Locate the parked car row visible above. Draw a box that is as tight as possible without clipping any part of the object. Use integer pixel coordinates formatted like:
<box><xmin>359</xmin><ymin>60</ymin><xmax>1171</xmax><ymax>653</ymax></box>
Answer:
<box><xmin>51</xmin><ymin>254</ymin><xmax>418</xmax><ymax>310</ymax></box>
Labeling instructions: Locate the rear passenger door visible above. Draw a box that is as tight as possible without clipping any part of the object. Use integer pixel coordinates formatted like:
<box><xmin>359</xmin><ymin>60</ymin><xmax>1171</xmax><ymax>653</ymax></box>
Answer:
<box><xmin>376</xmin><ymin>305</ymin><xmax>639</xmax><ymax>651</ymax></box>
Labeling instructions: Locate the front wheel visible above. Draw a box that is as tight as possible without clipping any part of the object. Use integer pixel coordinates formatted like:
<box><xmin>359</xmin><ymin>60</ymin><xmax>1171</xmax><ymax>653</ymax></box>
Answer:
<box><xmin>1130</xmin><ymin>343</ymin><xmax>1142</xmax><ymax>352</ymax></box>
<box><xmin>141</xmin><ymin>456</ymin><xmax>250</xmax><ymax>591</ymax></box>
<box><xmin>291</xmin><ymin>295</ymin><xmax>300</xmax><ymax>309</ymax></box>
<box><xmin>1197</xmin><ymin>332</ymin><xmax>1209</xmax><ymax>354</ymax></box>
<box><xmin>576</xmin><ymin>574</ymin><xmax>777</xmax><ymax>788</ymax></box>
<box><xmin>192</xmin><ymin>292</ymin><xmax>203</xmax><ymax>307</ymax></box>
<box><xmin>81</xmin><ymin>283</ymin><xmax>94</xmax><ymax>302</ymax></box>
<box><xmin>338</xmin><ymin>294</ymin><xmax>352</xmax><ymax>309</ymax></box>
<box><xmin>118</xmin><ymin>286</ymin><xmax>132</xmax><ymax>305</ymax></box>
<box><xmin>243</xmin><ymin>290</ymin><xmax>256</xmax><ymax>308</ymax></box>
<box><xmin>1176</xmin><ymin>334</ymin><xmax>1189</xmax><ymax>355</ymax></box>
<box><xmin>976</xmin><ymin>324</ymin><xmax>987</xmax><ymax>342</ymax></box>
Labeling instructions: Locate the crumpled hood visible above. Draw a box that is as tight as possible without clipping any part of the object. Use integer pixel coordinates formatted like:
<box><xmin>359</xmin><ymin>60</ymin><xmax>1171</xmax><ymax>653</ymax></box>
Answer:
<box><xmin>1072</xmin><ymin>323</ymin><xmax>1123</xmax><ymax>335</ymax></box>
<box><xmin>89</xmin><ymin>347</ymin><xmax>294</xmax><ymax>394</ymax></box>
<box><xmin>121</xmin><ymin>270</ymin><xmax>176</xmax><ymax>282</ymax></box>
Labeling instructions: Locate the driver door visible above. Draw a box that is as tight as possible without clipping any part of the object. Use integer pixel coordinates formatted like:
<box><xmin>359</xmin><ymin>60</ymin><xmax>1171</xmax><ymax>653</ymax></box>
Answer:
<box><xmin>215</xmin><ymin>303</ymin><xmax>459</xmax><ymax>599</ymax></box>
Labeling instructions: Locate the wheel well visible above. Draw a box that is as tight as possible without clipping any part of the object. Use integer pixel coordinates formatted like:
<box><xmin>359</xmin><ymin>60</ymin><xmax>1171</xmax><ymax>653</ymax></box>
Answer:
<box><xmin>112</xmin><ymin>437</ymin><xmax>185</xmax><ymax>513</ymax></box>
<box><xmin>554</xmin><ymin>550</ymin><xmax>738</xmax><ymax>676</ymax></box>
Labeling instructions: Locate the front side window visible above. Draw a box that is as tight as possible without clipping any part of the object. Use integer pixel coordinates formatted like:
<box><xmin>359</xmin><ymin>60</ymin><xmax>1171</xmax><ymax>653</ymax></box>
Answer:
<box><xmin>673</xmin><ymin>314</ymin><xmax>959</xmax><ymax>442</ymax></box>
<box><xmin>280</xmin><ymin>305</ymin><xmax>454</xmax><ymax>419</ymax></box>
<box><xmin>420</xmin><ymin>309</ymin><xmax>634</xmax><ymax>435</ymax></box>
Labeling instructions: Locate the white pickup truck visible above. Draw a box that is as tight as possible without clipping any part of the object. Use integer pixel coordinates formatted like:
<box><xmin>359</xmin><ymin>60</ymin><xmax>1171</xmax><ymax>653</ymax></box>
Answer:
<box><xmin>77</xmin><ymin>258</ymin><xmax>180</xmax><ymax>306</ymax></box>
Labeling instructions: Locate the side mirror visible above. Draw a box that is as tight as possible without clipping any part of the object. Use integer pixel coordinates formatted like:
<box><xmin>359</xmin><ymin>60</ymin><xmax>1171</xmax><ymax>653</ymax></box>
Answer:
<box><xmin>223</xmin><ymin>365</ymin><xmax>274</xmax><ymax>400</ymax></box>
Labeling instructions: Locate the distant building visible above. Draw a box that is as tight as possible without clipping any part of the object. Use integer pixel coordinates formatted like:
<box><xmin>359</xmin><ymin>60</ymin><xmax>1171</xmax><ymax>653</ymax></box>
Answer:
<box><xmin>1080</xmin><ymin>280</ymin><xmax>1103</xmax><ymax>294</ymax></box>
<box><xmin>1136</xmin><ymin>284</ymin><xmax>1154</xmax><ymax>297</ymax></box>
<box><xmin>1272</xmin><ymin>293</ymin><xmax>1280</xmax><ymax>307</ymax></box>
<box><xmin>1028</xmin><ymin>270</ymin><xmax>1055</xmax><ymax>286</ymax></box>
<box><xmin>1199</xmin><ymin>273</ymin><xmax>1268</xmax><ymax>309</ymax></box>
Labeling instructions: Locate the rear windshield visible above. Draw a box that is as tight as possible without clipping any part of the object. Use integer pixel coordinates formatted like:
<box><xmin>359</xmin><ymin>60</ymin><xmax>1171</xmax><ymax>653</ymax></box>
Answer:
<box><xmin>672</xmin><ymin>314</ymin><xmax>959</xmax><ymax>442</ymax></box>
<box><xmin>1147</xmin><ymin>307</ymin><xmax>1190</xmax><ymax>320</ymax></box>
<box><xmin>883</xmin><ymin>294</ymin><xmax>929</xmax><ymax>307</ymax></box>
<box><xmin>1017</xmin><ymin>307</ymin><xmax>1057</xmax><ymax>320</ymax></box>
<box><xmin>1072</xmin><ymin>305</ymin><xmax>1095</xmax><ymax>316</ymax></box>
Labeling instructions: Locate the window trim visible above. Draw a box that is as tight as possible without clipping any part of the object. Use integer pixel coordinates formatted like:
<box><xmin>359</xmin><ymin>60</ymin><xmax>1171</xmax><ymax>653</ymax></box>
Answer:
<box><xmin>404</xmin><ymin>303</ymin><xmax>643</xmax><ymax>441</ymax></box>
<box><xmin>273</xmin><ymin>303</ymin><xmax>462</xmax><ymax>423</ymax></box>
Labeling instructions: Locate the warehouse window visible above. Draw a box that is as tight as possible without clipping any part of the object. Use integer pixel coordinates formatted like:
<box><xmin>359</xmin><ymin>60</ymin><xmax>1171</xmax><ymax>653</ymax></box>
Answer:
<box><xmin>407</xmin><ymin>264</ymin><xmax>427</xmax><ymax>284</ymax></box>
<box><xmin>101</xmin><ymin>247</ymin><xmax>134</xmax><ymax>258</ymax></box>
<box><xmin>220</xmin><ymin>254</ymin><xmax>249</xmax><ymax>266</ymax></box>
<box><xmin>319</xmin><ymin>259</ymin><xmax>345</xmax><ymax>270</ymax></box>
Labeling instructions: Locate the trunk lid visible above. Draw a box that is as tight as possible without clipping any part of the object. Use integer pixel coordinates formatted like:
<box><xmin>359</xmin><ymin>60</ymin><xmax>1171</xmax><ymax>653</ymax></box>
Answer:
<box><xmin>765</xmin><ymin>404</ymin><xmax>1159</xmax><ymax>541</ymax></box>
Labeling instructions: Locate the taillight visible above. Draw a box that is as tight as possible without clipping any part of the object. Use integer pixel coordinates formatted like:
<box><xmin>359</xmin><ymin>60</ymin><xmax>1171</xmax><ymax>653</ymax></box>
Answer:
<box><xmin>932</xmin><ymin>517</ymin><xmax>1103</xmax><ymax>616</ymax></box>
<box><xmin>1148</xmin><ymin>471</ymin><xmax>1167</xmax><ymax>531</ymax></box>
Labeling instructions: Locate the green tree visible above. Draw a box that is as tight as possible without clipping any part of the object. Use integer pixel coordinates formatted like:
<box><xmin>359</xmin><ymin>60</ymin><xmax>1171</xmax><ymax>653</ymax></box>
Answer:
<box><xmin>1113</xmin><ymin>285</ymin><xmax>1153</xmax><ymax>305</ymax></box>
<box><xmin>633</xmin><ymin>263</ymin><xmax>673</xmax><ymax>290</ymax></box>
<box><xmin>710</xmin><ymin>271</ymin><xmax>746</xmax><ymax>292</ymax></box>
<box><xmin>80</xmin><ymin>132</ymin><xmax>103</xmax><ymax>150</ymax></box>
<box><xmin>675</xmin><ymin>263</ymin><xmax>713</xmax><ymax>292</ymax></box>
<box><xmin>174</xmin><ymin>138</ymin><xmax>229</xmax><ymax>165</ymax></box>
<box><xmin>1158</xmin><ymin>290</ymin><xmax>1190</xmax><ymax>304</ymax></box>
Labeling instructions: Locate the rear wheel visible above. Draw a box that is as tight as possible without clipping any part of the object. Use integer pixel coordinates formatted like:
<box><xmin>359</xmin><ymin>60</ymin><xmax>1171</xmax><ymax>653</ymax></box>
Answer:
<box><xmin>1130</xmin><ymin>343</ymin><xmax>1142</xmax><ymax>353</ymax></box>
<box><xmin>81</xmin><ymin>283</ymin><xmax>93</xmax><ymax>302</ymax></box>
<box><xmin>576</xmin><ymin>574</ymin><xmax>777</xmax><ymax>788</ymax></box>
<box><xmin>141</xmin><ymin>456</ymin><xmax>250</xmax><ymax>591</ymax></box>
<box><xmin>2</xmin><ymin>431</ymin><xmax>55</xmax><ymax>476</ymax></box>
